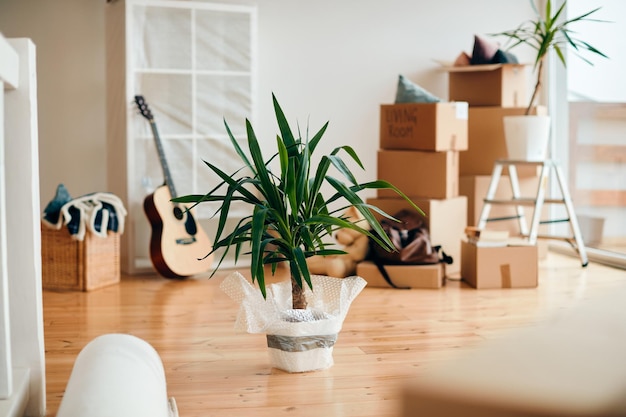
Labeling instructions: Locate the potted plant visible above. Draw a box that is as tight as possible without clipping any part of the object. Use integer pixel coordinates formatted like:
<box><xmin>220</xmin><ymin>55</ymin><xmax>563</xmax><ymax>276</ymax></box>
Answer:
<box><xmin>174</xmin><ymin>93</ymin><xmax>421</xmax><ymax>372</ymax></box>
<box><xmin>491</xmin><ymin>0</ymin><xmax>607</xmax><ymax>160</ymax></box>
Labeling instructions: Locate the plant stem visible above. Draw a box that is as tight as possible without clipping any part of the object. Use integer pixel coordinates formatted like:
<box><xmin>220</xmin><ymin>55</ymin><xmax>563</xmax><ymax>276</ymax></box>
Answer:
<box><xmin>526</xmin><ymin>58</ymin><xmax>545</xmax><ymax>115</ymax></box>
<box><xmin>291</xmin><ymin>275</ymin><xmax>307</xmax><ymax>310</ymax></box>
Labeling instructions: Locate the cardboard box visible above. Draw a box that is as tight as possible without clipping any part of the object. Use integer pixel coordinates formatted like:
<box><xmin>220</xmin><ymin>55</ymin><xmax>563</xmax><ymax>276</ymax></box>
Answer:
<box><xmin>380</xmin><ymin>102</ymin><xmax>469</xmax><ymax>151</ymax></box>
<box><xmin>460</xmin><ymin>106</ymin><xmax>547</xmax><ymax>177</ymax></box>
<box><xmin>377</xmin><ymin>150</ymin><xmax>459</xmax><ymax>199</ymax></box>
<box><xmin>447</xmin><ymin>64</ymin><xmax>528</xmax><ymax>107</ymax></box>
<box><xmin>461</xmin><ymin>240</ymin><xmax>538</xmax><ymax>289</ymax></box>
<box><xmin>357</xmin><ymin>261</ymin><xmax>444</xmax><ymax>289</ymax></box>
<box><xmin>367</xmin><ymin>196</ymin><xmax>467</xmax><ymax>276</ymax></box>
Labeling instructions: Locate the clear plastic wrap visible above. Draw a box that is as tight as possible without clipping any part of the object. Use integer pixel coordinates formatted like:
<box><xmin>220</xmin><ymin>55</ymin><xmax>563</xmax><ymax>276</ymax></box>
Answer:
<box><xmin>221</xmin><ymin>272</ymin><xmax>366</xmax><ymax>372</ymax></box>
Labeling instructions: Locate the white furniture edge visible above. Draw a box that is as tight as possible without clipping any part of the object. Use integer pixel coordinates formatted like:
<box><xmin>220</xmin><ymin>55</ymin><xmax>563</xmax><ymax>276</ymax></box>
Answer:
<box><xmin>0</xmin><ymin>35</ymin><xmax>46</xmax><ymax>417</ymax></box>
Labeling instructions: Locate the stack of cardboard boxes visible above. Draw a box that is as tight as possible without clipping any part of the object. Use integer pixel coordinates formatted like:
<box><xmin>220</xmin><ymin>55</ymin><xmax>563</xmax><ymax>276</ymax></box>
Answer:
<box><xmin>447</xmin><ymin>64</ymin><xmax>540</xmax><ymax>288</ymax></box>
<box><xmin>357</xmin><ymin>100</ymin><xmax>469</xmax><ymax>288</ymax></box>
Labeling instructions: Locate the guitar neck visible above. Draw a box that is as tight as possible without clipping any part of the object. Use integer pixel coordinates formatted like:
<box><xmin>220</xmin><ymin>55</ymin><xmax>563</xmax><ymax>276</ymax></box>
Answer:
<box><xmin>149</xmin><ymin>120</ymin><xmax>178</xmax><ymax>199</ymax></box>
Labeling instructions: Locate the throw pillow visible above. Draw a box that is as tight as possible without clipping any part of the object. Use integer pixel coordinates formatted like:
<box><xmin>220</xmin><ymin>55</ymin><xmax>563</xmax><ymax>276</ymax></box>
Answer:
<box><xmin>395</xmin><ymin>75</ymin><xmax>441</xmax><ymax>103</ymax></box>
<box><xmin>491</xmin><ymin>49</ymin><xmax>519</xmax><ymax>64</ymax></box>
<box><xmin>470</xmin><ymin>34</ymin><xmax>500</xmax><ymax>65</ymax></box>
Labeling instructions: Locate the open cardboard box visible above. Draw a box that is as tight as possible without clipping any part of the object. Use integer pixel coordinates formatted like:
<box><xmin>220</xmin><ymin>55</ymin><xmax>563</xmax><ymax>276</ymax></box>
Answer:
<box><xmin>444</xmin><ymin>63</ymin><xmax>528</xmax><ymax>107</ymax></box>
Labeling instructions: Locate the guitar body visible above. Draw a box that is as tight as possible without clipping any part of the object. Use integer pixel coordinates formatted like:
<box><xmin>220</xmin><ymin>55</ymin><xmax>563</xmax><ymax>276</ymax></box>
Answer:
<box><xmin>144</xmin><ymin>185</ymin><xmax>214</xmax><ymax>278</ymax></box>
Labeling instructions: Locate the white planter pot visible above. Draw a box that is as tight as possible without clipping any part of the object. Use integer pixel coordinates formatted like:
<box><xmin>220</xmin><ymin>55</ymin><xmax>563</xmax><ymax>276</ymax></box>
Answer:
<box><xmin>221</xmin><ymin>272</ymin><xmax>367</xmax><ymax>373</ymax></box>
<box><xmin>503</xmin><ymin>115</ymin><xmax>551</xmax><ymax>161</ymax></box>
<box><xmin>267</xmin><ymin>331</ymin><xmax>337</xmax><ymax>373</ymax></box>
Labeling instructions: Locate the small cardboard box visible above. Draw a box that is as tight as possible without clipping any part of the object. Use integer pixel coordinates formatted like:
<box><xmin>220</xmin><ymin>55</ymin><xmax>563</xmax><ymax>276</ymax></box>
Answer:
<box><xmin>367</xmin><ymin>196</ymin><xmax>467</xmax><ymax>276</ymax></box>
<box><xmin>461</xmin><ymin>240</ymin><xmax>538</xmax><ymax>289</ymax></box>
<box><xmin>377</xmin><ymin>150</ymin><xmax>459</xmax><ymax>199</ymax></box>
<box><xmin>357</xmin><ymin>261</ymin><xmax>445</xmax><ymax>289</ymax></box>
<box><xmin>460</xmin><ymin>106</ymin><xmax>547</xmax><ymax>177</ymax></box>
<box><xmin>447</xmin><ymin>64</ymin><xmax>528</xmax><ymax>107</ymax></box>
<box><xmin>380</xmin><ymin>102</ymin><xmax>469</xmax><ymax>151</ymax></box>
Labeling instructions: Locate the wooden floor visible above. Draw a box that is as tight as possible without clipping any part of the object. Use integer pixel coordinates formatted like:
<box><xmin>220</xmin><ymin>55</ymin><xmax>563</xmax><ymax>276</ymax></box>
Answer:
<box><xmin>42</xmin><ymin>252</ymin><xmax>626</xmax><ymax>417</ymax></box>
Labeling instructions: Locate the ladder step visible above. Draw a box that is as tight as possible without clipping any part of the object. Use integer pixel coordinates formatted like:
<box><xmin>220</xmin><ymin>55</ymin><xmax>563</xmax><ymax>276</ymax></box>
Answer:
<box><xmin>496</xmin><ymin>159</ymin><xmax>546</xmax><ymax>167</ymax></box>
<box><xmin>539</xmin><ymin>218</ymin><xmax>570</xmax><ymax>224</ymax></box>
<box><xmin>485</xmin><ymin>198</ymin><xmax>536</xmax><ymax>206</ymax></box>
<box><xmin>479</xmin><ymin>159</ymin><xmax>588</xmax><ymax>267</ymax></box>
<box><xmin>484</xmin><ymin>198</ymin><xmax>566</xmax><ymax>206</ymax></box>
<box><xmin>544</xmin><ymin>198</ymin><xmax>567</xmax><ymax>204</ymax></box>
<box><xmin>486</xmin><ymin>215</ymin><xmax>522</xmax><ymax>222</ymax></box>
<box><xmin>520</xmin><ymin>233</ymin><xmax>577</xmax><ymax>242</ymax></box>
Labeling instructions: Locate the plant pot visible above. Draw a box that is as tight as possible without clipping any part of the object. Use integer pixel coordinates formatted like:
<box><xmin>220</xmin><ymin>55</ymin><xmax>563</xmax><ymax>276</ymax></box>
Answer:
<box><xmin>266</xmin><ymin>309</ymin><xmax>337</xmax><ymax>373</ymax></box>
<box><xmin>503</xmin><ymin>115</ymin><xmax>551</xmax><ymax>161</ymax></box>
<box><xmin>221</xmin><ymin>272</ymin><xmax>366</xmax><ymax>373</ymax></box>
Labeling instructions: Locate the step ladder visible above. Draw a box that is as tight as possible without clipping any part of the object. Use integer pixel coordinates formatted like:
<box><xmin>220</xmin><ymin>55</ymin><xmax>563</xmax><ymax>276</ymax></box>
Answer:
<box><xmin>477</xmin><ymin>159</ymin><xmax>588</xmax><ymax>267</ymax></box>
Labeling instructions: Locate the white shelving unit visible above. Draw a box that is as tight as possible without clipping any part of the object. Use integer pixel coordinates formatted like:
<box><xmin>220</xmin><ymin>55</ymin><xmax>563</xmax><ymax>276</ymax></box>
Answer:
<box><xmin>106</xmin><ymin>0</ymin><xmax>257</xmax><ymax>274</ymax></box>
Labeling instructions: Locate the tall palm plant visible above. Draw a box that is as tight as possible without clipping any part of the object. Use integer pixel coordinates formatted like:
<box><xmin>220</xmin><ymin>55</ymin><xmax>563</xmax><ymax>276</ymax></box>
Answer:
<box><xmin>492</xmin><ymin>0</ymin><xmax>607</xmax><ymax>115</ymax></box>
<box><xmin>174</xmin><ymin>94</ymin><xmax>421</xmax><ymax>309</ymax></box>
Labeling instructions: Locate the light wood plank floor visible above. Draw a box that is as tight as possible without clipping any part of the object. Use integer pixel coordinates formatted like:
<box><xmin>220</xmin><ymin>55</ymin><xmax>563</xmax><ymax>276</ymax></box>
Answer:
<box><xmin>43</xmin><ymin>252</ymin><xmax>626</xmax><ymax>417</ymax></box>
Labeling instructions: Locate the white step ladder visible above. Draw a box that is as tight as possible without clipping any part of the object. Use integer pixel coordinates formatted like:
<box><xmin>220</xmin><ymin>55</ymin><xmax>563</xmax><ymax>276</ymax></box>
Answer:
<box><xmin>477</xmin><ymin>159</ymin><xmax>588</xmax><ymax>267</ymax></box>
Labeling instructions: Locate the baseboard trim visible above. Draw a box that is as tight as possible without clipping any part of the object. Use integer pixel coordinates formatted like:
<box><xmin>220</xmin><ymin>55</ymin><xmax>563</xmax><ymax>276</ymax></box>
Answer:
<box><xmin>0</xmin><ymin>369</ymin><xmax>30</xmax><ymax>417</ymax></box>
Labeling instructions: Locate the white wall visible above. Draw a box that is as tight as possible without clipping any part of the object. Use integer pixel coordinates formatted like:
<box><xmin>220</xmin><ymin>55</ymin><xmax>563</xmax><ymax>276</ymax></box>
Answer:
<box><xmin>0</xmin><ymin>0</ymin><xmax>106</xmax><ymax>205</ymax></box>
<box><xmin>0</xmin><ymin>0</ymin><xmax>535</xmax><ymax>207</ymax></box>
<box><xmin>254</xmin><ymin>0</ymin><xmax>536</xmax><ymax>195</ymax></box>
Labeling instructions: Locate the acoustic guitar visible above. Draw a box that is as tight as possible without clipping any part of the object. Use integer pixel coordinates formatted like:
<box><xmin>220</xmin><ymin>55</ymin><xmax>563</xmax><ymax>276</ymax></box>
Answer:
<box><xmin>134</xmin><ymin>95</ymin><xmax>214</xmax><ymax>278</ymax></box>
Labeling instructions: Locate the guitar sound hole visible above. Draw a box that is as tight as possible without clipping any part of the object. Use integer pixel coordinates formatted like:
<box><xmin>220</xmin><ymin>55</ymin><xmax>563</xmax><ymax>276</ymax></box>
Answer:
<box><xmin>173</xmin><ymin>206</ymin><xmax>184</xmax><ymax>220</ymax></box>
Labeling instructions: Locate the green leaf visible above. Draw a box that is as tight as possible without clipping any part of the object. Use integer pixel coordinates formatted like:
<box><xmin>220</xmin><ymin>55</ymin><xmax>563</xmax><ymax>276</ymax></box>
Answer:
<box><xmin>296</xmin><ymin>138</ymin><xmax>310</xmax><ymax>214</ymax></box>
<box><xmin>273</xmin><ymin>93</ymin><xmax>297</xmax><ymax>151</ymax></box>
<box><xmin>307</xmin><ymin>121</ymin><xmax>329</xmax><ymax>155</ymax></box>
<box><xmin>276</xmin><ymin>134</ymin><xmax>289</xmax><ymax>181</ymax></box>
<box><xmin>250</xmin><ymin>207</ymin><xmax>268</xmax><ymax>293</ymax></box>
<box><xmin>293</xmin><ymin>247</ymin><xmax>312</xmax><ymax>290</ymax></box>
<box><xmin>304</xmin><ymin>249</ymin><xmax>347</xmax><ymax>257</ymax></box>
<box><xmin>335</xmin><ymin>145</ymin><xmax>364</xmax><ymax>170</ymax></box>
<box><xmin>308</xmin><ymin>155</ymin><xmax>332</xmax><ymax>207</ymax></box>
<box><xmin>245</xmin><ymin>119</ymin><xmax>284</xmax><ymax>213</ymax></box>
<box><xmin>224</xmin><ymin>119</ymin><xmax>254</xmax><ymax>174</ymax></box>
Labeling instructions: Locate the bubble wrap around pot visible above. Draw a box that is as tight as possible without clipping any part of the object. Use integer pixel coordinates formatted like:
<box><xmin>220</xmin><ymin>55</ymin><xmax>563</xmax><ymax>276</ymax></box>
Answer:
<box><xmin>220</xmin><ymin>272</ymin><xmax>366</xmax><ymax>372</ymax></box>
<box><xmin>221</xmin><ymin>272</ymin><xmax>366</xmax><ymax>336</ymax></box>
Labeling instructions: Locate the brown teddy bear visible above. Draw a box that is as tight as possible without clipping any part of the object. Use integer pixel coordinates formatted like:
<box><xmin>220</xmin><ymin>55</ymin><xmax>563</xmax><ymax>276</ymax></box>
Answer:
<box><xmin>306</xmin><ymin>206</ymin><xmax>371</xmax><ymax>278</ymax></box>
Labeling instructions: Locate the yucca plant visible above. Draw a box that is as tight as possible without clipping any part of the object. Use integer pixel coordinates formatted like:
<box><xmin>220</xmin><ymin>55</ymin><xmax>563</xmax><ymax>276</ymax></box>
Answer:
<box><xmin>173</xmin><ymin>94</ymin><xmax>422</xmax><ymax>310</ymax></box>
<box><xmin>492</xmin><ymin>0</ymin><xmax>607</xmax><ymax>115</ymax></box>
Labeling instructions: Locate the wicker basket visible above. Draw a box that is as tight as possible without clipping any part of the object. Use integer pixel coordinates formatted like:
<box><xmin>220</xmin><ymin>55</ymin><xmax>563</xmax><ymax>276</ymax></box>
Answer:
<box><xmin>41</xmin><ymin>223</ymin><xmax>121</xmax><ymax>291</ymax></box>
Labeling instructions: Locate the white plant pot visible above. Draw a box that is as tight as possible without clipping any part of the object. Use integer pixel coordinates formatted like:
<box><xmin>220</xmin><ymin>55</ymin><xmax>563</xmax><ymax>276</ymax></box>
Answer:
<box><xmin>267</xmin><ymin>330</ymin><xmax>336</xmax><ymax>373</ymax></box>
<box><xmin>503</xmin><ymin>115</ymin><xmax>551</xmax><ymax>161</ymax></box>
<box><xmin>221</xmin><ymin>272</ymin><xmax>367</xmax><ymax>373</ymax></box>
